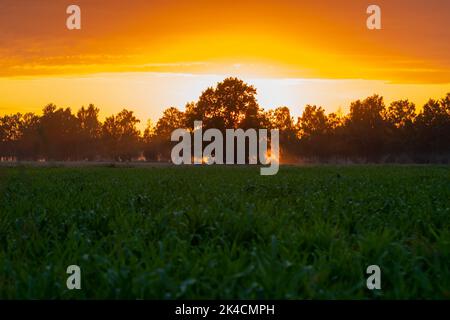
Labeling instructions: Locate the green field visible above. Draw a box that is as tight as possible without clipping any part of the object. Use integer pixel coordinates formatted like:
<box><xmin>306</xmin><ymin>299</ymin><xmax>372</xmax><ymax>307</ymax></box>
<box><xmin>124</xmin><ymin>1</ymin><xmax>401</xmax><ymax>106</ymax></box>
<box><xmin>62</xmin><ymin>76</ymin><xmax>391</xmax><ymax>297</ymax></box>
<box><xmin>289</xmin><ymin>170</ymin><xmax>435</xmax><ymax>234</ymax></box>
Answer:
<box><xmin>0</xmin><ymin>165</ymin><xmax>449</xmax><ymax>299</ymax></box>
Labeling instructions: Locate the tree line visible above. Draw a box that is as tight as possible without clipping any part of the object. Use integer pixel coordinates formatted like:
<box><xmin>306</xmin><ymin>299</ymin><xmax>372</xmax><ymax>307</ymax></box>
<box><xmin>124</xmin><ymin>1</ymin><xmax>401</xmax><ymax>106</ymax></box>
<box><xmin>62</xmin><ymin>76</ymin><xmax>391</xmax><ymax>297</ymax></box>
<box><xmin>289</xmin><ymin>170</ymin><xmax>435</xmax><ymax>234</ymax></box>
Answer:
<box><xmin>1</xmin><ymin>77</ymin><xmax>449</xmax><ymax>163</ymax></box>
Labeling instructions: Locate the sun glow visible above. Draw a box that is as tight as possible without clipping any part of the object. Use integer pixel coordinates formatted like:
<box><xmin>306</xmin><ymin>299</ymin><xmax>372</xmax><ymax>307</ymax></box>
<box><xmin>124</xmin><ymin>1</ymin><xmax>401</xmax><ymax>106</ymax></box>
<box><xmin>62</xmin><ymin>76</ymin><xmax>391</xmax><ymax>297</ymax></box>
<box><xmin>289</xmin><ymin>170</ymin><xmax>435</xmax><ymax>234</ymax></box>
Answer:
<box><xmin>0</xmin><ymin>0</ymin><xmax>449</xmax><ymax>120</ymax></box>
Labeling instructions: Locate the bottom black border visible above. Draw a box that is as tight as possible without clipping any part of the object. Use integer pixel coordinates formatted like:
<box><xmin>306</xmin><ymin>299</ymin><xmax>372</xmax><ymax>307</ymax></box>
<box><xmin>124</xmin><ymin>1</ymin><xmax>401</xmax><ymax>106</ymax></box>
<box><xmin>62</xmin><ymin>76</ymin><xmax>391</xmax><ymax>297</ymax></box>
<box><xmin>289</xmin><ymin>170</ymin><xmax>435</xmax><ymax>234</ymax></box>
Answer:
<box><xmin>0</xmin><ymin>300</ymin><xmax>445</xmax><ymax>319</ymax></box>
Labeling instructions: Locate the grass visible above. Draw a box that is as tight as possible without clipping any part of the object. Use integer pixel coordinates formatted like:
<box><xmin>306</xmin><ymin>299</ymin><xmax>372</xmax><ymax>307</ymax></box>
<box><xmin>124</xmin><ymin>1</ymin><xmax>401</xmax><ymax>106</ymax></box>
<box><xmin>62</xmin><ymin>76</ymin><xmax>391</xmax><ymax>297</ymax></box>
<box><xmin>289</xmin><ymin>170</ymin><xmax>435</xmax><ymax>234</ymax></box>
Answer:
<box><xmin>0</xmin><ymin>165</ymin><xmax>449</xmax><ymax>299</ymax></box>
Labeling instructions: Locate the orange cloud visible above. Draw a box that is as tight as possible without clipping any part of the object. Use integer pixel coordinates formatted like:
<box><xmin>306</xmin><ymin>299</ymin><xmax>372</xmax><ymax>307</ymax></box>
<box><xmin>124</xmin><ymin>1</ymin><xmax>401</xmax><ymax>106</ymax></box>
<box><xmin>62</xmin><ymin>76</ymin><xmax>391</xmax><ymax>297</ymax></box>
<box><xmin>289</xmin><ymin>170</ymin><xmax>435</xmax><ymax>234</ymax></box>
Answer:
<box><xmin>0</xmin><ymin>0</ymin><xmax>449</xmax><ymax>83</ymax></box>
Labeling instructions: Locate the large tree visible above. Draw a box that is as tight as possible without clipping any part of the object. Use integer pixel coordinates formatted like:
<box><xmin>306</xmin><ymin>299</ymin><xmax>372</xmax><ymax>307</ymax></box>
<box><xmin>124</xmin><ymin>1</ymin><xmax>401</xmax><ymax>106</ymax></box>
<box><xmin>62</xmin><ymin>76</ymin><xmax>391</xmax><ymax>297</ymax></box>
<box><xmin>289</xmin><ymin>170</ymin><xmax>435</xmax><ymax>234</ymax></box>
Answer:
<box><xmin>185</xmin><ymin>77</ymin><xmax>261</xmax><ymax>130</ymax></box>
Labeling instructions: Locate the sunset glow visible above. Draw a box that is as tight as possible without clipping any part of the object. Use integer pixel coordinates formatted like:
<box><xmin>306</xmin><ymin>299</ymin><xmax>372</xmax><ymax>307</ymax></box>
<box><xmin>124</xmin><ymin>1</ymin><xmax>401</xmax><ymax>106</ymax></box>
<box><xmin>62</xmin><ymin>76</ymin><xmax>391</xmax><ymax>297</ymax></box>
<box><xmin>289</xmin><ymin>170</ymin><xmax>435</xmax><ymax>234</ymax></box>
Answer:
<box><xmin>1</xmin><ymin>0</ymin><xmax>449</xmax><ymax>123</ymax></box>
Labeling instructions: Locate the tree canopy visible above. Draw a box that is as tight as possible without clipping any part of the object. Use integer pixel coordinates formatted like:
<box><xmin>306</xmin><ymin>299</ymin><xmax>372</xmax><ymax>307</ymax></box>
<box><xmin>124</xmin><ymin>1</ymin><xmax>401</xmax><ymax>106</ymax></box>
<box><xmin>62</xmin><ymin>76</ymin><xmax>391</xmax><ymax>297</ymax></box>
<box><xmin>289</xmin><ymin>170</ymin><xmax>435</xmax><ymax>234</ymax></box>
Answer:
<box><xmin>1</xmin><ymin>78</ymin><xmax>449</xmax><ymax>163</ymax></box>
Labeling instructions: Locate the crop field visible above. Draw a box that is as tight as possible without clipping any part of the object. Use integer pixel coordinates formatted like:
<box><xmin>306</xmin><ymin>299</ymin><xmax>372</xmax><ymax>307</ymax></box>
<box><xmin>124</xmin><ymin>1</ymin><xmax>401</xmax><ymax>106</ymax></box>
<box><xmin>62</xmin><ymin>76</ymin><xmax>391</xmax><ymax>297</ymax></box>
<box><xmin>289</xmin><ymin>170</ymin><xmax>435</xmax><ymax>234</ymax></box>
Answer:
<box><xmin>0</xmin><ymin>165</ymin><xmax>449</xmax><ymax>299</ymax></box>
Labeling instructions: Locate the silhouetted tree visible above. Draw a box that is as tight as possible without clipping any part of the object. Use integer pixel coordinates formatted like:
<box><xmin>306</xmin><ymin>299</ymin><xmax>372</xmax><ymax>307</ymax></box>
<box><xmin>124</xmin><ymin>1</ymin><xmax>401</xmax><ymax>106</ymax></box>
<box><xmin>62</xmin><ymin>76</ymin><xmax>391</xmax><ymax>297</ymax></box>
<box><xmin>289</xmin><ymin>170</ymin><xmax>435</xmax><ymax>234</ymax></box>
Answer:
<box><xmin>146</xmin><ymin>107</ymin><xmax>185</xmax><ymax>161</ymax></box>
<box><xmin>266</xmin><ymin>107</ymin><xmax>298</xmax><ymax>161</ymax></box>
<box><xmin>185</xmin><ymin>77</ymin><xmax>261</xmax><ymax>130</ymax></box>
<box><xmin>77</xmin><ymin>104</ymin><xmax>101</xmax><ymax>160</ymax></box>
<box><xmin>383</xmin><ymin>99</ymin><xmax>416</xmax><ymax>156</ymax></box>
<box><xmin>345</xmin><ymin>95</ymin><xmax>388</xmax><ymax>160</ymax></box>
<box><xmin>414</xmin><ymin>95</ymin><xmax>450</xmax><ymax>158</ymax></box>
<box><xmin>384</xmin><ymin>99</ymin><xmax>416</xmax><ymax>129</ymax></box>
<box><xmin>38</xmin><ymin>104</ymin><xmax>80</xmax><ymax>160</ymax></box>
<box><xmin>0</xmin><ymin>113</ymin><xmax>22</xmax><ymax>160</ymax></box>
<box><xmin>17</xmin><ymin>112</ymin><xmax>40</xmax><ymax>160</ymax></box>
<box><xmin>297</xmin><ymin>105</ymin><xmax>330</xmax><ymax>159</ymax></box>
<box><xmin>142</xmin><ymin>119</ymin><xmax>158</xmax><ymax>161</ymax></box>
<box><xmin>0</xmin><ymin>79</ymin><xmax>449</xmax><ymax>164</ymax></box>
<box><xmin>101</xmin><ymin>109</ymin><xmax>141</xmax><ymax>161</ymax></box>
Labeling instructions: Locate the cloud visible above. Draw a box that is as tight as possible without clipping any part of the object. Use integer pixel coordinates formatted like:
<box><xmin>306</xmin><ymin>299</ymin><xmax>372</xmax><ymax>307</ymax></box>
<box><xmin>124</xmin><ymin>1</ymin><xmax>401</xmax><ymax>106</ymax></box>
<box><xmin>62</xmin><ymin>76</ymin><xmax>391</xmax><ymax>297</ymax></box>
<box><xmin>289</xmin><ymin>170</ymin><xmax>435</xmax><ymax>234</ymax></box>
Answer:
<box><xmin>0</xmin><ymin>0</ymin><xmax>449</xmax><ymax>83</ymax></box>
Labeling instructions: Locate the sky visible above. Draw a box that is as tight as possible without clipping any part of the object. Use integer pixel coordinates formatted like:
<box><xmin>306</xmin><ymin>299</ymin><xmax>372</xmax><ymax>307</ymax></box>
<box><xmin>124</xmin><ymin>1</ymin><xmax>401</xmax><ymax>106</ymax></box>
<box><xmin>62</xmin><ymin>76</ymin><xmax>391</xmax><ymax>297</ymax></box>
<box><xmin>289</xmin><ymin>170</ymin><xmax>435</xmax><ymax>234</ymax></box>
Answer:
<box><xmin>0</xmin><ymin>0</ymin><xmax>449</xmax><ymax>125</ymax></box>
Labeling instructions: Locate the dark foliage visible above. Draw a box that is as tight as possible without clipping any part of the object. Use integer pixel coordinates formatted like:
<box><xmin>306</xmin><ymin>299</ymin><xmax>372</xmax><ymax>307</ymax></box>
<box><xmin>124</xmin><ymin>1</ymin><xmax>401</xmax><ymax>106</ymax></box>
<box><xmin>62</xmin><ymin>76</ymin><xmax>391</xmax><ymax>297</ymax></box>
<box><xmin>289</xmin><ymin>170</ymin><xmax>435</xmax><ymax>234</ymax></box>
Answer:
<box><xmin>1</xmin><ymin>77</ymin><xmax>449</xmax><ymax>163</ymax></box>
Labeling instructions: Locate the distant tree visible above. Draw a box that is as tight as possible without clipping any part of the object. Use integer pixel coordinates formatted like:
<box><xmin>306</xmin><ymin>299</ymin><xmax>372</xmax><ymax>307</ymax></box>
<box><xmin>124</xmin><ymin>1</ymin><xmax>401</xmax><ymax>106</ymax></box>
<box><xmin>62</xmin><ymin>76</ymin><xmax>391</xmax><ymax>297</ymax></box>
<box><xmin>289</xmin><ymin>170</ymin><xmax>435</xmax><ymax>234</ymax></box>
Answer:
<box><xmin>384</xmin><ymin>99</ymin><xmax>416</xmax><ymax>129</ymax></box>
<box><xmin>297</xmin><ymin>105</ymin><xmax>329</xmax><ymax>158</ymax></box>
<box><xmin>324</xmin><ymin>111</ymin><xmax>347</xmax><ymax>158</ymax></box>
<box><xmin>298</xmin><ymin>105</ymin><xmax>328</xmax><ymax>138</ymax></box>
<box><xmin>101</xmin><ymin>109</ymin><xmax>141</xmax><ymax>161</ymax></box>
<box><xmin>417</xmin><ymin>97</ymin><xmax>450</xmax><ymax>127</ymax></box>
<box><xmin>148</xmin><ymin>107</ymin><xmax>185</xmax><ymax>161</ymax></box>
<box><xmin>0</xmin><ymin>113</ymin><xmax>22</xmax><ymax>159</ymax></box>
<box><xmin>155</xmin><ymin>107</ymin><xmax>185</xmax><ymax>137</ymax></box>
<box><xmin>143</xmin><ymin>119</ymin><xmax>156</xmax><ymax>143</ymax></box>
<box><xmin>327</xmin><ymin>112</ymin><xmax>344</xmax><ymax>130</ymax></box>
<box><xmin>17</xmin><ymin>112</ymin><xmax>40</xmax><ymax>160</ymax></box>
<box><xmin>77</xmin><ymin>104</ymin><xmax>101</xmax><ymax>160</ymax></box>
<box><xmin>0</xmin><ymin>81</ymin><xmax>449</xmax><ymax>164</ymax></box>
<box><xmin>266</xmin><ymin>107</ymin><xmax>298</xmax><ymax>160</ymax></box>
<box><xmin>142</xmin><ymin>119</ymin><xmax>158</xmax><ymax>161</ymax></box>
<box><xmin>345</xmin><ymin>95</ymin><xmax>388</xmax><ymax>160</ymax></box>
<box><xmin>267</xmin><ymin>107</ymin><xmax>295</xmax><ymax>131</ymax></box>
<box><xmin>38</xmin><ymin>104</ymin><xmax>80</xmax><ymax>160</ymax></box>
<box><xmin>442</xmin><ymin>92</ymin><xmax>450</xmax><ymax>112</ymax></box>
<box><xmin>383</xmin><ymin>99</ymin><xmax>416</xmax><ymax>155</ymax></box>
<box><xmin>415</xmin><ymin>95</ymin><xmax>450</xmax><ymax>156</ymax></box>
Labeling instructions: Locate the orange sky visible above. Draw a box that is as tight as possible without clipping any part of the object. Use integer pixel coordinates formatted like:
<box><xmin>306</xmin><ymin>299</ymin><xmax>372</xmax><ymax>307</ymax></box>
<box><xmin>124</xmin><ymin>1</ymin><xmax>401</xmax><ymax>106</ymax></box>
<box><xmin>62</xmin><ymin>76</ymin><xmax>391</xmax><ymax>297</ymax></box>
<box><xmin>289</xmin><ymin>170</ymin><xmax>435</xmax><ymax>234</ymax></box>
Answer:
<box><xmin>1</xmin><ymin>0</ymin><xmax>449</xmax><ymax>124</ymax></box>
